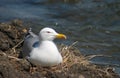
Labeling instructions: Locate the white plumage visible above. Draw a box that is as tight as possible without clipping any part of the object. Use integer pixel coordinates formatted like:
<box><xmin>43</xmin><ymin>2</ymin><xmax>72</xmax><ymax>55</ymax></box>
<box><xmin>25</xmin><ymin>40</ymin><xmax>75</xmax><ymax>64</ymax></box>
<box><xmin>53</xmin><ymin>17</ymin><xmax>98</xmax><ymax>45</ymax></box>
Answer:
<box><xmin>22</xmin><ymin>27</ymin><xmax>66</xmax><ymax>66</ymax></box>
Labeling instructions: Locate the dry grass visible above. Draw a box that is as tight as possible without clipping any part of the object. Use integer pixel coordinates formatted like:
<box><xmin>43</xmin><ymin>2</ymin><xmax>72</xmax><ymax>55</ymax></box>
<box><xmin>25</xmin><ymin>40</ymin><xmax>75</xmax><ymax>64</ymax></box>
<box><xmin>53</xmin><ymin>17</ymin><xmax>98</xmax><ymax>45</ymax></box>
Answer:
<box><xmin>34</xmin><ymin>41</ymin><xmax>90</xmax><ymax>73</ymax></box>
<box><xmin>59</xmin><ymin>42</ymin><xmax>89</xmax><ymax>69</ymax></box>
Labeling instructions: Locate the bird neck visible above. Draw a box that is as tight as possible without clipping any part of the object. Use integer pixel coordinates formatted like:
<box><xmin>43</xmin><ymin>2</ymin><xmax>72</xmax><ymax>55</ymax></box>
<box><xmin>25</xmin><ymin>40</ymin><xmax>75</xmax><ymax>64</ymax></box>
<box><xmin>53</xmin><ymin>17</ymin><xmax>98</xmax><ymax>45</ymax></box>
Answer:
<box><xmin>36</xmin><ymin>40</ymin><xmax>60</xmax><ymax>54</ymax></box>
<box><xmin>40</xmin><ymin>40</ymin><xmax>54</xmax><ymax>44</ymax></box>
<box><xmin>39</xmin><ymin>40</ymin><xmax>57</xmax><ymax>49</ymax></box>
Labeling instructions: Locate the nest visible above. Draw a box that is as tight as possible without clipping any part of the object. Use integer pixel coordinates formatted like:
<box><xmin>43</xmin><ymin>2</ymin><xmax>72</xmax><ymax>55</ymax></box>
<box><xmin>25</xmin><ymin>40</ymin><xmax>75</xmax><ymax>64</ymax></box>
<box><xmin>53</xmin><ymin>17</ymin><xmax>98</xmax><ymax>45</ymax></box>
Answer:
<box><xmin>55</xmin><ymin>42</ymin><xmax>90</xmax><ymax>72</ymax></box>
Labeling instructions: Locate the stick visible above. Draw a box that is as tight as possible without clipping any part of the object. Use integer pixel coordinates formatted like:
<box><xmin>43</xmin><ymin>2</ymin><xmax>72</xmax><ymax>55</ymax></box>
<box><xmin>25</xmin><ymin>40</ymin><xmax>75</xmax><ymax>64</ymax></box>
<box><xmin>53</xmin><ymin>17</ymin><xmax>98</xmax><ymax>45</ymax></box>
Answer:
<box><xmin>0</xmin><ymin>52</ymin><xmax>21</xmax><ymax>61</ymax></box>
<box><xmin>68</xmin><ymin>41</ymin><xmax>78</xmax><ymax>48</ymax></box>
<box><xmin>86</xmin><ymin>54</ymin><xmax>111</xmax><ymax>60</ymax></box>
<box><xmin>12</xmin><ymin>40</ymin><xmax>24</xmax><ymax>49</ymax></box>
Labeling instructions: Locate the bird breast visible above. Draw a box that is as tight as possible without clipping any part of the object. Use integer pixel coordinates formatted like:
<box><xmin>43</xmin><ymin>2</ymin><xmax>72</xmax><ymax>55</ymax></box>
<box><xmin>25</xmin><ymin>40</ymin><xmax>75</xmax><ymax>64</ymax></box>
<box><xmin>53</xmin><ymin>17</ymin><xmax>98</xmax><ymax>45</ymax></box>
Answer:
<box><xmin>29</xmin><ymin>41</ymin><xmax>62</xmax><ymax>66</ymax></box>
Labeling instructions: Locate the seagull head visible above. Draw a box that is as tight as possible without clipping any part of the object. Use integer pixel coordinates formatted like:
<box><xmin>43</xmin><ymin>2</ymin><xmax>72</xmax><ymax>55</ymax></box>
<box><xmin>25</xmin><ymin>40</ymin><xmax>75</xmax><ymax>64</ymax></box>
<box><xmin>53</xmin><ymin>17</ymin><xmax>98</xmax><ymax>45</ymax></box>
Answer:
<box><xmin>39</xmin><ymin>27</ymin><xmax>66</xmax><ymax>41</ymax></box>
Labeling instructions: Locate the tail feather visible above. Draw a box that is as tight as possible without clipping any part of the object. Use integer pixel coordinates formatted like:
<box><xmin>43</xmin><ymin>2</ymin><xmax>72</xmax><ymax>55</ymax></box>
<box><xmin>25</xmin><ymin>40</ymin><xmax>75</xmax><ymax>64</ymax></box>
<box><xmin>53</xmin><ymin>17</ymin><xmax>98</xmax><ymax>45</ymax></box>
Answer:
<box><xmin>24</xmin><ymin>28</ymin><xmax>38</xmax><ymax>39</ymax></box>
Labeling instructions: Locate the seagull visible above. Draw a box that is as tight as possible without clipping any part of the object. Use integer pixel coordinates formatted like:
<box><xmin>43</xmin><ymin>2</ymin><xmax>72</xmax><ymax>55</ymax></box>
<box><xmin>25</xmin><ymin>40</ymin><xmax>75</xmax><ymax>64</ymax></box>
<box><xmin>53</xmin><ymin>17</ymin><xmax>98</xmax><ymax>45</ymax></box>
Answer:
<box><xmin>22</xmin><ymin>27</ymin><xmax>66</xmax><ymax>66</ymax></box>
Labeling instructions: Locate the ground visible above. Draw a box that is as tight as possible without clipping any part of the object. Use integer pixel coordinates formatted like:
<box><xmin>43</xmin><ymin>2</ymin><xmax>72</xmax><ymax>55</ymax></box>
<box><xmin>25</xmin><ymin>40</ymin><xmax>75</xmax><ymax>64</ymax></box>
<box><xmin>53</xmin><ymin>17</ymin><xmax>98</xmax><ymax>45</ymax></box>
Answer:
<box><xmin>0</xmin><ymin>19</ymin><xmax>119</xmax><ymax>78</ymax></box>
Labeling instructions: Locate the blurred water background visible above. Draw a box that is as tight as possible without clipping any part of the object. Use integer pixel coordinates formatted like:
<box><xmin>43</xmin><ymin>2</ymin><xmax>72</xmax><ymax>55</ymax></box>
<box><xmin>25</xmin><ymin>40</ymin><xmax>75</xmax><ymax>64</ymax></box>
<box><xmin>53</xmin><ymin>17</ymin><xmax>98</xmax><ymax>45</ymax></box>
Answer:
<box><xmin>0</xmin><ymin>0</ymin><xmax>120</xmax><ymax>75</ymax></box>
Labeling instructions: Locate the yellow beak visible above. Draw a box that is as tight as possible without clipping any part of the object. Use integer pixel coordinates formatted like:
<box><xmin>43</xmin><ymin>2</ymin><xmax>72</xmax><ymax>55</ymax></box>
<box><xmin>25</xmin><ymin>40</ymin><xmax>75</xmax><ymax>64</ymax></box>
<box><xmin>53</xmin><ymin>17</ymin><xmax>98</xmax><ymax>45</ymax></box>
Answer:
<box><xmin>56</xmin><ymin>33</ymin><xmax>67</xmax><ymax>39</ymax></box>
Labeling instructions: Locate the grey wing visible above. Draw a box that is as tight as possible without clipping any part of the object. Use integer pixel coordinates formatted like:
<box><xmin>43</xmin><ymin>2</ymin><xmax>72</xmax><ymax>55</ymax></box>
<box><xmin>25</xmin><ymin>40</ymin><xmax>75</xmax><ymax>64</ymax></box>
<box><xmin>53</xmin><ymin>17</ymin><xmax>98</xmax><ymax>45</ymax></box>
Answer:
<box><xmin>22</xmin><ymin>28</ymin><xmax>39</xmax><ymax>58</ymax></box>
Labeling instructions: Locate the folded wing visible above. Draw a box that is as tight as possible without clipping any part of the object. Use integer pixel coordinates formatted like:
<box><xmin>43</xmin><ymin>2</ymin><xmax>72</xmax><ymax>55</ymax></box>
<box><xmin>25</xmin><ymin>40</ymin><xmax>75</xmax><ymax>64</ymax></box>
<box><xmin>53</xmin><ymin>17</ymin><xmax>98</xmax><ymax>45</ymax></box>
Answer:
<box><xmin>22</xmin><ymin>28</ymin><xmax>39</xmax><ymax>58</ymax></box>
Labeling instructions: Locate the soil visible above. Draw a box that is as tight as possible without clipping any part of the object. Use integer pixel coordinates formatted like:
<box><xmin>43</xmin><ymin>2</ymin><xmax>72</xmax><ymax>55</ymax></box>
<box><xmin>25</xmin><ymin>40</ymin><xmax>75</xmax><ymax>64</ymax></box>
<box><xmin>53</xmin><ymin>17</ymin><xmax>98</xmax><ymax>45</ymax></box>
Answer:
<box><xmin>0</xmin><ymin>19</ymin><xmax>119</xmax><ymax>78</ymax></box>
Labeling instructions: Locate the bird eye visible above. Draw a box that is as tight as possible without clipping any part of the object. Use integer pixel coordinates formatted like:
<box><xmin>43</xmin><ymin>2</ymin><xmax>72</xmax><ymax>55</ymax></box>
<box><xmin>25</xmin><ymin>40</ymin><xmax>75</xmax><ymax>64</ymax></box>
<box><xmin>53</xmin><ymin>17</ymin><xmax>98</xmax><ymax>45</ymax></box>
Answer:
<box><xmin>46</xmin><ymin>31</ymin><xmax>51</xmax><ymax>33</ymax></box>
